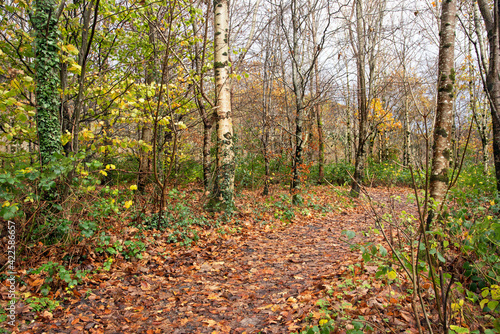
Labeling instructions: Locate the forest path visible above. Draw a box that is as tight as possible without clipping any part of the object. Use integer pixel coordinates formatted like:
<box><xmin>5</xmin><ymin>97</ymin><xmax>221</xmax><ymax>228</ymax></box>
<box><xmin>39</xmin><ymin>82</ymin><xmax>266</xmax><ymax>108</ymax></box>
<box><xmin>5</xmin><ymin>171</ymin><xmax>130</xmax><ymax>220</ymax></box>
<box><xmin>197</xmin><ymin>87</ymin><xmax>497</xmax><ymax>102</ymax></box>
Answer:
<box><xmin>21</xmin><ymin>187</ymin><xmax>415</xmax><ymax>334</ymax></box>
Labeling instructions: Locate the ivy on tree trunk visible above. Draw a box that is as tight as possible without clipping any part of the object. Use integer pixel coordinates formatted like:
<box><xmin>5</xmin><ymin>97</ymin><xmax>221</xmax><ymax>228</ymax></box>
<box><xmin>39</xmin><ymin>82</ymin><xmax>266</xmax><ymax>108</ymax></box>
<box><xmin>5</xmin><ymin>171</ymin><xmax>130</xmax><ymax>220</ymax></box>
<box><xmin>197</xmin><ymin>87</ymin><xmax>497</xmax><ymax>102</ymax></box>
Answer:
<box><xmin>33</xmin><ymin>0</ymin><xmax>62</xmax><ymax>166</ymax></box>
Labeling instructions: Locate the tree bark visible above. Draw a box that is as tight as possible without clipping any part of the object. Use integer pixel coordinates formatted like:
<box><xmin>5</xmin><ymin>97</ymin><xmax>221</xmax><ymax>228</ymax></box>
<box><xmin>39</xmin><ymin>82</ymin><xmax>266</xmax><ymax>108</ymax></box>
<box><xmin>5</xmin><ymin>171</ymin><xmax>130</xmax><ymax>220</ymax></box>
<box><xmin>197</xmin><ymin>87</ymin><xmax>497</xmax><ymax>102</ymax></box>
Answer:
<box><xmin>70</xmin><ymin>0</ymin><xmax>99</xmax><ymax>155</ymax></box>
<box><xmin>138</xmin><ymin>19</ymin><xmax>156</xmax><ymax>193</ymax></box>
<box><xmin>428</xmin><ymin>0</ymin><xmax>457</xmax><ymax>223</ymax></box>
<box><xmin>137</xmin><ymin>16</ymin><xmax>158</xmax><ymax>193</ymax></box>
<box><xmin>311</xmin><ymin>11</ymin><xmax>324</xmax><ymax>184</ymax></box>
<box><xmin>345</xmin><ymin>60</ymin><xmax>352</xmax><ymax>163</ymax></box>
<box><xmin>289</xmin><ymin>0</ymin><xmax>307</xmax><ymax>205</ymax></box>
<box><xmin>403</xmin><ymin>93</ymin><xmax>411</xmax><ymax>166</ymax></box>
<box><xmin>477</xmin><ymin>0</ymin><xmax>500</xmax><ymax>192</ymax></box>
<box><xmin>350</xmin><ymin>0</ymin><xmax>368</xmax><ymax>197</ymax></box>
<box><xmin>207</xmin><ymin>0</ymin><xmax>235</xmax><ymax>212</ymax></box>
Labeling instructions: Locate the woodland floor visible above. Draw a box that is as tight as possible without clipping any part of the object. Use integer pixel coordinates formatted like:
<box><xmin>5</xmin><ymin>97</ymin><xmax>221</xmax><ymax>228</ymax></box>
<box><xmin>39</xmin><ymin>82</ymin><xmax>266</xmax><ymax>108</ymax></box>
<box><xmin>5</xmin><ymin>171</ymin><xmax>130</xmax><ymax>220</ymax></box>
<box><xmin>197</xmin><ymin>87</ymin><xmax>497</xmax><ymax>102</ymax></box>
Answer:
<box><xmin>4</xmin><ymin>186</ymin><xmax>422</xmax><ymax>334</ymax></box>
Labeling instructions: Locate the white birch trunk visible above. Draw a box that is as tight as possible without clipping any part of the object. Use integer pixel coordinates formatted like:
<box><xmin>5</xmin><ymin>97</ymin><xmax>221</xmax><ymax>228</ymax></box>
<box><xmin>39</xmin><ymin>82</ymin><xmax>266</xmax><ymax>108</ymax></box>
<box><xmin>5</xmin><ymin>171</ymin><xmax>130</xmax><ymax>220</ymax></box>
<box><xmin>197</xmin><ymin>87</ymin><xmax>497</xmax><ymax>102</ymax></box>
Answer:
<box><xmin>429</xmin><ymin>0</ymin><xmax>457</xmax><ymax>217</ymax></box>
<box><xmin>208</xmin><ymin>0</ymin><xmax>235</xmax><ymax>211</ymax></box>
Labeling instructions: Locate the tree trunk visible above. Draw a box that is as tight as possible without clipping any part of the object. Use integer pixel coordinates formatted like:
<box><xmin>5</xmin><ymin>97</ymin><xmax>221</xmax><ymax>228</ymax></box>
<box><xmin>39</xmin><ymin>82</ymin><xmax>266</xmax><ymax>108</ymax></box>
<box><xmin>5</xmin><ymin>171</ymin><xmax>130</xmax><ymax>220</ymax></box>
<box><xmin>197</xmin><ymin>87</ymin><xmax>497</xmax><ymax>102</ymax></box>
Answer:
<box><xmin>190</xmin><ymin>1</ymin><xmax>214</xmax><ymax>191</ymax></box>
<box><xmin>207</xmin><ymin>0</ymin><xmax>235</xmax><ymax>212</ymax></box>
<box><xmin>477</xmin><ymin>0</ymin><xmax>500</xmax><ymax>191</ymax></box>
<box><xmin>34</xmin><ymin>0</ymin><xmax>62</xmax><ymax>166</ymax></box>
<box><xmin>71</xmin><ymin>0</ymin><xmax>98</xmax><ymax>155</ymax></box>
<box><xmin>346</xmin><ymin>62</ymin><xmax>352</xmax><ymax>163</ymax></box>
<box><xmin>138</xmin><ymin>20</ymin><xmax>156</xmax><ymax>193</ymax></box>
<box><xmin>403</xmin><ymin>93</ymin><xmax>411</xmax><ymax>166</ymax></box>
<box><xmin>350</xmin><ymin>0</ymin><xmax>368</xmax><ymax>197</ymax></box>
<box><xmin>316</xmin><ymin>103</ymin><xmax>325</xmax><ymax>184</ymax></box>
<box><xmin>311</xmin><ymin>14</ymin><xmax>324</xmax><ymax>184</ymax></box>
<box><xmin>138</xmin><ymin>126</ymin><xmax>152</xmax><ymax>192</ymax></box>
<box><xmin>202</xmin><ymin>116</ymin><xmax>214</xmax><ymax>190</ymax></box>
<box><xmin>290</xmin><ymin>0</ymin><xmax>306</xmax><ymax>205</ymax></box>
<box><xmin>428</xmin><ymin>0</ymin><xmax>457</xmax><ymax>223</ymax></box>
<box><xmin>261</xmin><ymin>37</ymin><xmax>272</xmax><ymax>196</ymax></box>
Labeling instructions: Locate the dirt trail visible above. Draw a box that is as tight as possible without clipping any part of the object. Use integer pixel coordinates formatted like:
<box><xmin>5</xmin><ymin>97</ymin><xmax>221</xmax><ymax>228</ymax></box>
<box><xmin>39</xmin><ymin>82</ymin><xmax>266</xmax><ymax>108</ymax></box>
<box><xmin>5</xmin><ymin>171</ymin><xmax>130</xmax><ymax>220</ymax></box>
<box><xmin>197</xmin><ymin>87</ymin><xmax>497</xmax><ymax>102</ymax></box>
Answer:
<box><xmin>19</xmin><ymin>187</ymin><xmax>412</xmax><ymax>334</ymax></box>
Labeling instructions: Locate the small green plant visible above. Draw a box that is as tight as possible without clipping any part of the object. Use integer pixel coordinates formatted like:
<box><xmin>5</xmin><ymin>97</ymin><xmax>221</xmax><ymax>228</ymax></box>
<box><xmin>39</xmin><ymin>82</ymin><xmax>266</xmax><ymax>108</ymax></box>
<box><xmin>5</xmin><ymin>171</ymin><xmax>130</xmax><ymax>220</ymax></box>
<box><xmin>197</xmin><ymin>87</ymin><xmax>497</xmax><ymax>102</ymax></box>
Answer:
<box><xmin>79</xmin><ymin>220</ymin><xmax>97</xmax><ymax>238</ymax></box>
<box><xmin>0</xmin><ymin>306</ymin><xmax>8</xmax><ymax>333</ymax></box>
<box><xmin>25</xmin><ymin>296</ymin><xmax>60</xmax><ymax>312</ymax></box>
<box><xmin>30</xmin><ymin>262</ymin><xmax>87</xmax><ymax>295</ymax></box>
<box><xmin>480</xmin><ymin>285</ymin><xmax>500</xmax><ymax>313</ymax></box>
<box><xmin>101</xmin><ymin>257</ymin><xmax>113</xmax><ymax>271</ymax></box>
<box><xmin>95</xmin><ymin>232</ymin><xmax>122</xmax><ymax>256</ymax></box>
<box><xmin>291</xmin><ymin>319</ymin><xmax>335</xmax><ymax>334</ymax></box>
<box><xmin>132</xmin><ymin>192</ymin><xmax>212</xmax><ymax>246</ymax></box>
<box><xmin>122</xmin><ymin>240</ymin><xmax>146</xmax><ymax>260</ymax></box>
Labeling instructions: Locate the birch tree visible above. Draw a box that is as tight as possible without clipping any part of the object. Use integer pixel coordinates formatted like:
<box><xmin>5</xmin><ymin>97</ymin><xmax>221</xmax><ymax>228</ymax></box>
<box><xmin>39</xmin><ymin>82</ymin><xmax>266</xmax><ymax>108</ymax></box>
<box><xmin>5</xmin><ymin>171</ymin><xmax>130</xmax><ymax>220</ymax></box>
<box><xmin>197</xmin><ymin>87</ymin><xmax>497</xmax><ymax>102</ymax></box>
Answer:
<box><xmin>428</xmin><ymin>0</ymin><xmax>457</xmax><ymax>224</ymax></box>
<box><xmin>207</xmin><ymin>0</ymin><xmax>235</xmax><ymax>211</ymax></box>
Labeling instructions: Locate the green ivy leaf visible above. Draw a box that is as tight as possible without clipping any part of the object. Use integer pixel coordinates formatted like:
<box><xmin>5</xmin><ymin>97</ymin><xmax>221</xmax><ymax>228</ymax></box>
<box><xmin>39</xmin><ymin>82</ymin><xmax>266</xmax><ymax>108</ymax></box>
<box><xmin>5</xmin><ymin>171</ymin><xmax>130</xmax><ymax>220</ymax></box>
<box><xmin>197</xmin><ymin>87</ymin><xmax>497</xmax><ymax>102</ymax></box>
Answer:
<box><xmin>379</xmin><ymin>245</ymin><xmax>388</xmax><ymax>257</ymax></box>
<box><xmin>449</xmin><ymin>325</ymin><xmax>469</xmax><ymax>333</ymax></box>
<box><xmin>487</xmin><ymin>300</ymin><xmax>499</xmax><ymax>311</ymax></box>
<box><xmin>342</xmin><ymin>230</ymin><xmax>356</xmax><ymax>240</ymax></box>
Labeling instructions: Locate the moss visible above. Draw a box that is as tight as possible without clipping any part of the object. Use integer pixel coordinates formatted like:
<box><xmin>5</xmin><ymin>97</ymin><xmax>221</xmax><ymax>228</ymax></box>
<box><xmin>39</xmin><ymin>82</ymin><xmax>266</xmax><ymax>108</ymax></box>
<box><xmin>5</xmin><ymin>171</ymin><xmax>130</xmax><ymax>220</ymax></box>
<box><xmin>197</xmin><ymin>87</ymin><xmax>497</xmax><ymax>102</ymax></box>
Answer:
<box><xmin>439</xmin><ymin>83</ymin><xmax>453</xmax><ymax>93</ymax></box>
<box><xmin>430</xmin><ymin>173</ymin><xmax>449</xmax><ymax>184</ymax></box>
<box><xmin>214</xmin><ymin>61</ymin><xmax>226</xmax><ymax>69</ymax></box>
<box><xmin>205</xmin><ymin>131</ymin><xmax>235</xmax><ymax>213</ymax></box>
<box><xmin>449</xmin><ymin>68</ymin><xmax>456</xmax><ymax>83</ymax></box>
<box><xmin>435</xmin><ymin>127</ymin><xmax>448</xmax><ymax>138</ymax></box>
<box><xmin>443</xmin><ymin>148</ymin><xmax>451</xmax><ymax>160</ymax></box>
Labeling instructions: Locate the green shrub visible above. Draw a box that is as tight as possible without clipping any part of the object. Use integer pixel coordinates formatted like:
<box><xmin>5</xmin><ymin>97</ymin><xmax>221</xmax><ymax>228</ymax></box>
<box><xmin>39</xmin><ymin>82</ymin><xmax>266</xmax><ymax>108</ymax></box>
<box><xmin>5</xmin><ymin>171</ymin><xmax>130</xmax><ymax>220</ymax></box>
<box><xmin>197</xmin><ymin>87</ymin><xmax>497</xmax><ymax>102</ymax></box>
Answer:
<box><xmin>131</xmin><ymin>189</ymin><xmax>212</xmax><ymax>246</ymax></box>
<box><xmin>325</xmin><ymin>161</ymin><xmax>354</xmax><ymax>186</ymax></box>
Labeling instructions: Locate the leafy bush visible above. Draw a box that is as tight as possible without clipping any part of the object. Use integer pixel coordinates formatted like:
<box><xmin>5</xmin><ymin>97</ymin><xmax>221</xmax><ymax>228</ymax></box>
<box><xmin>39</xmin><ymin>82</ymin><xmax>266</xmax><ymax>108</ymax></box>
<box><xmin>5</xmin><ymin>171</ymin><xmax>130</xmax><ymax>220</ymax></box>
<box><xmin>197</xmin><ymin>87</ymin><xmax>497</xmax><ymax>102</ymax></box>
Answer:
<box><xmin>366</xmin><ymin>159</ymin><xmax>427</xmax><ymax>187</ymax></box>
<box><xmin>325</xmin><ymin>161</ymin><xmax>355</xmax><ymax>186</ymax></box>
<box><xmin>235</xmin><ymin>152</ymin><xmax>266</xmax><ymax>189</ymax></box>
<box><xmin>132</xmin><ymin>189</ymin><xmax>211</xmax><ymax>246</ymax></box>
<box><xmin>172</xmin><ymin>158</ymin><xmax>203</xmax><ymax>185</ymax></box>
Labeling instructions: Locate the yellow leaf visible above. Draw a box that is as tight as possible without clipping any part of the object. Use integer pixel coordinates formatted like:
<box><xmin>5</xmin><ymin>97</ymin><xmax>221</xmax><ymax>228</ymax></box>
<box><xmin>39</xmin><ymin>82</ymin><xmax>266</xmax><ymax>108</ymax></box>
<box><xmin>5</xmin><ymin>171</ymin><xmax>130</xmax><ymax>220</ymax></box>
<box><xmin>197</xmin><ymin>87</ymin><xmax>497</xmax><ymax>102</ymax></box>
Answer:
<box><xmin>69</xmin><ymin>64</ymin><xmax>82</xmax><ymax>75</ymax></box>
<box><xmin>492</xmin><ymin>286</ymin><xmax>500</xmax><ymax>300</ymax></box>
<box><xmin>65</xmin><ymin>44</ymin><xmax>79</xmax><ymax>55</ymax></box>
<box><xmin>387</xmin><ymin>270</ymin><xmax>397</xmax><ymax>280</ymax></box>
<box><xmin>480</xmin><ymin>298</ymin><xmax>489</xmax><ymax>309</ymax></box>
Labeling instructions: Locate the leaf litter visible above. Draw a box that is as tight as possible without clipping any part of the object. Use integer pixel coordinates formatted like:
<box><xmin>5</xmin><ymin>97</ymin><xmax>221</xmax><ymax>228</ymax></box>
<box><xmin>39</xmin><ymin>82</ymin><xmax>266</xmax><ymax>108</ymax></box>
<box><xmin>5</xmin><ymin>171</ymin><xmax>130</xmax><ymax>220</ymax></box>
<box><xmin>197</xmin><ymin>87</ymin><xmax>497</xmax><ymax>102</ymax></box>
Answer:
<box><xmin>1</xmin><ymin>186</ymin><xmax>423</xmax><ymax>333</ymax></box>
